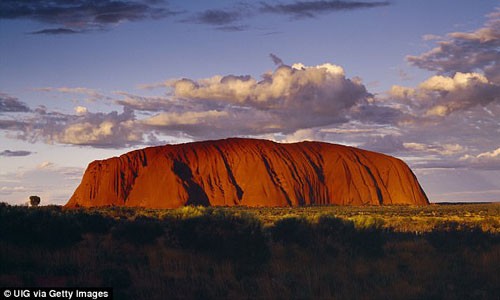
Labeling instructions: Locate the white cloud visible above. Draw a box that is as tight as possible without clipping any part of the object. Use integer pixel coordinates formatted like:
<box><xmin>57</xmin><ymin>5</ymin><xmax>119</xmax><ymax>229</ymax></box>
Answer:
<box><xmin>460</xmin><ymin>147</ymin><xmax>500</xmax><ymax>169</ymax></box>
<box><xmin>37</xmin><ymin>161</ymin><xmax>54</xmax><ymax>169</ymax></box>
<box><xmin>280</xmin><ymin>128</ymin><xmax>321</xmax><ymax>143</ymax></box>
<box><xmin>131</xmin><ymin>62</ymin><xmax>370</xmax><ymax>139</ymax></box>
<box><xmin>168</xmin><ymin>63</ymin><xmax>365</xmax><ymax>116</ymax></box>
<box><xmin>389</xmin><ymin>85</ymin><xmax>415</xmax><ymax>99</ymax></box>
<box><xmin>18</xmin><ymin>107</ymin><xmax>144</xmax><ymax>148</ymax></box>
<box><xmin>404</xmin><ymin>142</ymin><xmax>464</xmax><ymax>156</ymax></box>
<box><xmin>390</xmin><ymin>72</ymin><xmax>500</xmax><ymax>117</ymax></box>
<box><xmin>320</xmin><ymin>128</ymin><xmax>375</xmax><ymax>134</ymax></box>
<box><xmin>142</xmin><ymin>110</ymin><xmax>229</xmax><ymax>126</ymax></box>
<box><xmin>477</xmin><ymin>147</ymin><xmax>500</xmax><ymax>159</ymax></box>
<box><xmin>361</xmin><ymin>134</ymin><xmax>405</xmax><ymax>153</ymax></box>
<box><xmin>114</xmin><ymin>92</ymin><xmax>173</xmax><ymax>111</ymax></box>
<box><xmin>0</xmin><ymin>186</ymin><xmax>26</xmax><ymax>195</ymax></box>
<box><xmin>450</xmin><ymin>8</ymin><xmax>500</xmax><ymax>44</ymax></box>
<box><xmin>424</xmin><ymin>105</ymin><xmax>448</xmax><ymax>117</ymax></box>
<box><xmin>60</xmin><ymin>121</ymin><xmax>115</xmax><ymax>144</ymax></box>
<box><xmin>422</xmin><ymin>34</ymin><xmax>442</xmax><ymax>41</ymax></box>
<box><xmin>419</xmin><ymin>72</ymin><xmax>489</xmax><ymax>92</ymax></box>
<box><xmin>74</xmin><ymin>106</ymin><xmax>88</xmax><ymax>115</ymax></box>
<box><xmin>38</xmin><ymin>87</ymin><xmax>106</xmax><ymax>102</ymax></box>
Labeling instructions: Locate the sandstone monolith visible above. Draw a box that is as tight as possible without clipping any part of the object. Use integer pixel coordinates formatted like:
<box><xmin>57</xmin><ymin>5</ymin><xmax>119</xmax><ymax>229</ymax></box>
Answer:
<box><xmin>66</xmin><ymin>138</ymin><xmax>429</xmax><ymax>208</ymax></box>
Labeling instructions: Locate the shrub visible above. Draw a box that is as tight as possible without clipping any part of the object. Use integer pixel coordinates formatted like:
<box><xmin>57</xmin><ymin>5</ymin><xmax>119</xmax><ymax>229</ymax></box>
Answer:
<box><xmin>172</xmin><ymin>210</ymin><xmax>270</xmax><ymax>265</ymax></box>
<box><xmin>0</xmin><ymin>206</ymin><xmax>82</xmax><ymax>247</ymax></box>
<box><xmin>100</xmin><ymin>267</ymin><xmax>132</xmax><ymax>288</ymax></box>
<box><xmin>350</xmin><ymin>215</ymin><xmax>385</xmax><ymax>231</ymax></box>
<box><xmin>111</xmin><ymin>217</ymin><xmax>164</xmax><ymax>245</ymax></box>
<box><xmin>29</xmin><ymin>196</ymin><xmax>41</xmax><ymax>207</ymax></box>
<box><xmin>312</xmin><ymin>215</ymin><xmax>356</xmax><ymax>253</ymax></box>
<box><xmin>269</xmin><ymin>216</ymin><xmax>312</xmax><ymax>247</ymax></box>
<box><xmin>426</xmin><ymin>221</ymin><xmax>496</xmax><ymax>252</ymax></box>
<box><xmin>72</xmin><ymin>211</ymin><xmax>114</xmax><ymax>234</ymax></box>
<box><xmin>171</xmin><ymin>205</ymin><xmax>206</xmax><ymax>219</ymax></box>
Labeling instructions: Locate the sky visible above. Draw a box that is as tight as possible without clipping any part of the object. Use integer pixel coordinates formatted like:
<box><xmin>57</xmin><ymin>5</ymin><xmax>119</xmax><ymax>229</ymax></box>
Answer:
<box><xmin>1</xmin><ymin>0</ymin><xmax>499</xmax><ymax>205</ymax></box>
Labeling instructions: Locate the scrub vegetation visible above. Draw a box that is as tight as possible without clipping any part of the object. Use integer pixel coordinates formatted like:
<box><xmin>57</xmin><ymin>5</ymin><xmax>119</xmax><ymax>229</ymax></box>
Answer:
<box><xmin>0</xmin><ymin>203</ymin><xmax>499</xmax><ymax>299</ymax></box>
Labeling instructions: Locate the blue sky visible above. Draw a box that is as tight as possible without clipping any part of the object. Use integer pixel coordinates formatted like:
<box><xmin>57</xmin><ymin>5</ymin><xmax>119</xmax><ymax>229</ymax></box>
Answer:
<box><xmin>1</xmin><ymin>0</ymin><xmax>499</xmax><ymax>205</ymax></box>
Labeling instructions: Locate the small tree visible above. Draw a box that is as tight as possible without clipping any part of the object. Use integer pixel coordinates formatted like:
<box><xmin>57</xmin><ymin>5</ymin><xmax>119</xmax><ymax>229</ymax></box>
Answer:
<box><xmin>29</xmin><ymin>195</ymin><xmax>41</xmax><ymax>207</ymax></box>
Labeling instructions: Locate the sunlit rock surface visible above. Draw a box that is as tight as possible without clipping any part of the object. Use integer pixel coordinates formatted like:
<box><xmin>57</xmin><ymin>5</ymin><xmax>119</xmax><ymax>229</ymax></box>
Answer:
<box><xmin>66</xmin><ymin>138</ymin><xmax>429</xmax><ymax>208</ymax></box>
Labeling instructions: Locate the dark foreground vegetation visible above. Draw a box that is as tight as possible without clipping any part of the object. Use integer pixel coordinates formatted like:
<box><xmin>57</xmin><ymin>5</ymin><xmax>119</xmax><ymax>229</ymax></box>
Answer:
<box><xmin>0</xmin><ymin>203</ymin><xmax>499</xmax><ymax>299</ymax></box>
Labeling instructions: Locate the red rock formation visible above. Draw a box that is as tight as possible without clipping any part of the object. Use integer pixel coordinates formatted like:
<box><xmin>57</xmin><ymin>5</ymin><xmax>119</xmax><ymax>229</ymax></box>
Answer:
<box><xmin>66</xmin><ymin>138</ymin><xmax>429</xmax><ymax>208</ymax></box>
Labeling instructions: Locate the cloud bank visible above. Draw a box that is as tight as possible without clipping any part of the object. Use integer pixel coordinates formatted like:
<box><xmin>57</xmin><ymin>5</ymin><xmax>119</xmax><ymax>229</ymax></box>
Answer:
<box><xmin>1</xmin><ymin>8</ymin><xmax>499</xmax><ymax>175</ymax></box>
<box><xmin>156</xmin><ymin>62</ymin><xmax>370</xmax><ymax>135</ymax></box>
<box><xmin>368</xmin><ymin>8</ymin><xmax>500</xmax><ymax>172</ymax></box>
<box><xmin>0</xmin><ymin>0</ymin><xmax>176</xmax><ymax>34</ymax></box>
<box><xmin>2</xmin><ymin>0</ymin><xmax>392</xmax><ymax>34</ymax></box>
<box><xmin>460</xmin><ymin>147</ymin><xmax>500</xmax><ymax>170</ymax></box>
<box><xmin>191</xmin><ymin>9</ymin><xmax>242</xmax><ymax>26</ymax></box>
<box><xmin>0</xmin><ymin>62</ymin><xmax>374</xmax><ymax>147</ymax></box>
<box><xmin>260</xmin><ymin>1</ymin><xmax>390</xmax><ymax>18</ymax></box>
<box><xmin>390</xmin><ymin>72</ymin><xmax>500</xmax><ymax>117</ymax></box>
<box><xmin>407</xmin><ymin>8</ymin><xmax>500</xmax><ymax>83</ymax></box>
<box><xmin>183</xmin><ymin>1</ymin><xmax>391</xmax><ymax>31</ymax></box>
<box><xmin>0</xmin><ymin>150</ymin><xmax>33</xmax><ymax>157</ymax></box>
<box><xmin>0</xmin><ymin>93</ymin><xmax>31</xmax><ymax>112</ymax></box>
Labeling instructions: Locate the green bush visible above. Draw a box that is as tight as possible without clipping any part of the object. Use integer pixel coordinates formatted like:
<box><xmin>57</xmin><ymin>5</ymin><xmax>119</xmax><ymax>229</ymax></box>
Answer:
<box><xmin>350</xmin><ymin>215</ymin><xmax>385</xmax><ymax>230</ymax></box>
<box><xmin>171</xmin><ymin>205</ymin><xmax>206</xmax><ymax>219</ymax></box>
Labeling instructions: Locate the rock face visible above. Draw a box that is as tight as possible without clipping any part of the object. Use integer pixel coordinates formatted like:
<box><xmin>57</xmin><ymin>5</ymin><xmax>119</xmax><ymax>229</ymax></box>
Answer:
<box><xmin>66</xmin><ymin>138</ymin><xmax>429</xmax><ymax>208</ymax></box>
